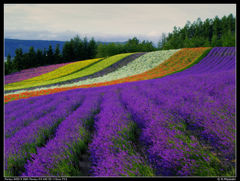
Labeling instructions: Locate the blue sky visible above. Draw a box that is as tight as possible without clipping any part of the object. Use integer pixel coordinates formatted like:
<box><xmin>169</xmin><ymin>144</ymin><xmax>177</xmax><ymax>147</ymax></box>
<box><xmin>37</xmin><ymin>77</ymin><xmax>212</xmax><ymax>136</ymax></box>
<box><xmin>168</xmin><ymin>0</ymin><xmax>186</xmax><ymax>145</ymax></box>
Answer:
<box><xmin>4</xmin><ymin>4</ymin><xmax>236</xmax><ymax>44</ymax></box>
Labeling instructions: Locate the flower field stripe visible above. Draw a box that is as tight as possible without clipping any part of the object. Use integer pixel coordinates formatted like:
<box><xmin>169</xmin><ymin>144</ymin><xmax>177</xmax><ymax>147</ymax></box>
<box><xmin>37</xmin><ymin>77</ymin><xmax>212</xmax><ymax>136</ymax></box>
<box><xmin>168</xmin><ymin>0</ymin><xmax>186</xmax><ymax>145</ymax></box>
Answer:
<box><xmin>24</xmin><ymin>58</ymin><xmax>102</xmax><ymax>82</ymax></box>
<box><xmin>0</xmin><ymin>48</ymin><xmax>229</xmax><ymax>104</ymax></box>
<box><xmin>4</xmin><ymin>58</ymin><xmax>102</xmax><ymax>91</ymax></box>
<box><xmin>51</xmin><ymin>49</ymin><xmax>179</xmax><ymax>89</ymax></box>
<box><xmin>160</xmin><ymin>47</ymin><xmax>236</xmax><ymax>79</ymax></box>
<box><xmin>4</xmin><ymin>62</ymin><xmax>71</xmax><ymax>84</ymax></box>
<box><xmin>30</xmin><ymin>52</ymin><xmax>148</xmax><ymax>89</ymax></box>
<box><xmin>4</xmin><ymin>86</ymin><xmax>80</xmax><ymax>103</ymax></box>
<box><xmin>3</xmin><ymin>45</ymin><xmax>236</xmax><ymax>176</ymax></box>
<box><xmin>4</xmin><ymin>49</ymin><xmax>236</xmax><ymax>177</ymax></box>
<box><xmin>4</xmin><ymin>92</ymin><xmax>85</xmax><ymax>176</ymax></box>
<box><xmin>4</xmin><ymin>47</ymin><xmax>206</xmax><ymax>97</ymax></box>
<box><xmin>4</xmin><ymin>50</ymin><xmax>179</xmax><ymax>102</ymax></box>
<box><xmin>22</xmin><ymin>94</ymin><xmax>102</xmax><ymax>176</ymax></box>
<box><xmin>105</xmin><ymin>47</ymin><xmax>211</xmax><ymax>84</ymax></box>
<box><xmin>4</xmin><ymin>53</ymin><xmax>134</xmax><ymax>92</ymax></box>
<box><xmin>89</xmin><ymin>90</ymin><xmax>154</xmax><ymax>176</ymax></box>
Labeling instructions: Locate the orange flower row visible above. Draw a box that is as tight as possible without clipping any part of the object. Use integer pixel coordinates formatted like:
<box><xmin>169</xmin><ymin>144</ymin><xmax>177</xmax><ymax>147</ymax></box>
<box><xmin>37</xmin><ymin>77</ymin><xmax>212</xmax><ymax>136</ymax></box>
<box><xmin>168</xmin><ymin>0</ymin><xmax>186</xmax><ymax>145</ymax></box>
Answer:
<box><xmin>4</xmin><ymin>47</ymin><xmax>210</xmax><ymax>103</ymax></box>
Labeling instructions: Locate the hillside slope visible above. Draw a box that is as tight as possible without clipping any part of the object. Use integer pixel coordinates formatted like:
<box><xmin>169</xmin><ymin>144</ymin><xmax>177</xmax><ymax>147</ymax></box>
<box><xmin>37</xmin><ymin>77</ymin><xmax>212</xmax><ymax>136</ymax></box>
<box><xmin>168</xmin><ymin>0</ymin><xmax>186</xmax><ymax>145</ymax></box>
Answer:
<box><xmin>4</xmin><ymin>47</ymin><xmax>236</xmax><ymax>176</ymax></box>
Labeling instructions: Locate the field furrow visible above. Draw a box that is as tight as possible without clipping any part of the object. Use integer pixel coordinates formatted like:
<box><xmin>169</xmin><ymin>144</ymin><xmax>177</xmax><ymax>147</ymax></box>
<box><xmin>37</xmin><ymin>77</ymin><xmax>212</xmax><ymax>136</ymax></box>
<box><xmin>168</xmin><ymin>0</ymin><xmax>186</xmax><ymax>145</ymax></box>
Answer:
<box><xmin>22</xmin><ymin>93</ymin><xmax>102</xmax><ymax>176</ymax></box>
<box><xmin>89</xmin><ymin>90</ymin><xmax>154</xmax><ymax>176</ymax></box>
<box><xmin>4</xmin><ymin>47</ymin><xmax>236</xmax><ymax>176</ymax></box>
<box><xmin>119</xmin><ymin>77</ymin><xmax>235</xmax><ymax>176</ymax></box>
<box><xmin>4</xmin><ymin>92</ymin><xmax>85</xmax><ymax>176</ymax></box>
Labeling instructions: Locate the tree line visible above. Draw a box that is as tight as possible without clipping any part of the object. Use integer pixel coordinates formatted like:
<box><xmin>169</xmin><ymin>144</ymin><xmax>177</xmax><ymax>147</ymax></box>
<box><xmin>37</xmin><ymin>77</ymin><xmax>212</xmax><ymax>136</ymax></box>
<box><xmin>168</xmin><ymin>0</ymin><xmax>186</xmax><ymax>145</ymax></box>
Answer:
<box><xmin>158</xmin><ymin>14</ymin><xmax>235</xmax><ymax>49</ymax></box>
<box><xmin>96</xmin><ymin>37</ymin><xmax>156</xmax><ymax>58</ymax></box>
<box><xmin>4</xmin><ymin>36</ymin><xmax>156</xmax><ymax>75</ymax></box>
<box><xmin>5</xmin><ymin>13</ymin><xmax>235</xmax><ymax>75</ymax></box>
<box><xmin>4</xmin><ymin>36</ymin><xmax>98</xmax><ymax>75</ymax></box>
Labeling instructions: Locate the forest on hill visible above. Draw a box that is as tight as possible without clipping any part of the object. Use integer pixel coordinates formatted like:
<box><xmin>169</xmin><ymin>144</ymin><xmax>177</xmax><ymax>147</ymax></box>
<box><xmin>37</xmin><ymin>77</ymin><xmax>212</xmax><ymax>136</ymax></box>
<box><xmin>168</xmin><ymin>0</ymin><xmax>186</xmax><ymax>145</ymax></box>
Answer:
<box><xmin>158</xmin><ymin>14</ymin><xmax>235</xmax><ymax>49</ymax></box>
<box><xmin>4</xmin><ymin>13</ymin><xmax>235</xmax><ymax>75</ymax></box>
<box><xmin>4</xmin><ymin>38</ymin><xmax>127</xmax><ymax>58</ymax></box>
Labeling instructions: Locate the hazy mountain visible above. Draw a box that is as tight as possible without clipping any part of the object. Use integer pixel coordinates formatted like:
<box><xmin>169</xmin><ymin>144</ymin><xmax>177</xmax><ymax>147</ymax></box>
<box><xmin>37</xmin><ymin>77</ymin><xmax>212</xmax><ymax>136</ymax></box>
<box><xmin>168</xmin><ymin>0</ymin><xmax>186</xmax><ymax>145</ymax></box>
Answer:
<box><xmin>4</xmin><ymin>38</ymin><xmax>127</xmax><ymax>58</ymax></box>
<box><xmin>4</xmin><ymin>38</ymin><xmax>66</xmax><ymax>58</ymax></box>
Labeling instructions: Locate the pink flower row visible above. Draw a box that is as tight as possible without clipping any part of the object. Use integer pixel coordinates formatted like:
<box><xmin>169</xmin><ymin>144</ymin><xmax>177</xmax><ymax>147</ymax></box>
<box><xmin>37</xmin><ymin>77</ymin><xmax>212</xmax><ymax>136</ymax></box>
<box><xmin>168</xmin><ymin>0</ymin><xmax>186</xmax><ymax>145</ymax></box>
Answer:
<box><xmin>5</xmin><ymin>62</ymin><xmax>71</xmax><ymax>84</ymax></box>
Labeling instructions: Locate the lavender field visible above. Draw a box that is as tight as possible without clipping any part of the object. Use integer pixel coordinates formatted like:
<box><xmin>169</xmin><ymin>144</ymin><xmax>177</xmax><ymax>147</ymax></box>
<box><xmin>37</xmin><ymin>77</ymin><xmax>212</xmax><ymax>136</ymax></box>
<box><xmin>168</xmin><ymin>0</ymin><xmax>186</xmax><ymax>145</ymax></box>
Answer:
<box><xmin>4</xmin><ymin>47</ymin><xmax>236</xmax><ymax>176</ymax></box>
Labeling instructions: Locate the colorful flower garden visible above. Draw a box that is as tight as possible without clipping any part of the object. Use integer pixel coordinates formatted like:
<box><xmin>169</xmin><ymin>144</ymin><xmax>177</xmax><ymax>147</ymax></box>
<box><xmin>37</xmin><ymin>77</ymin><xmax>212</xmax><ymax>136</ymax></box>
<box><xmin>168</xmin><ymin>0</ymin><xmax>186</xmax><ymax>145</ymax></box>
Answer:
<box><xmin>4</xmin><ymin>47</ymin><xmax>236</xmax><ymax>176</ymax></box>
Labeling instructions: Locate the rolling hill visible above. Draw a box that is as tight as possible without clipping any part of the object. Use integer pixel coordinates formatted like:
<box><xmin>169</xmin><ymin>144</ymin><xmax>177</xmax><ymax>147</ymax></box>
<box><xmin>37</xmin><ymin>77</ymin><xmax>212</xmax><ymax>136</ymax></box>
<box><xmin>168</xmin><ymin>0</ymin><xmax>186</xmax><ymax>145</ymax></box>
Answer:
<box><xmin>4</xmin><ymin>47</ymin><xmax>236</xmax><ymax>177</ymax></box>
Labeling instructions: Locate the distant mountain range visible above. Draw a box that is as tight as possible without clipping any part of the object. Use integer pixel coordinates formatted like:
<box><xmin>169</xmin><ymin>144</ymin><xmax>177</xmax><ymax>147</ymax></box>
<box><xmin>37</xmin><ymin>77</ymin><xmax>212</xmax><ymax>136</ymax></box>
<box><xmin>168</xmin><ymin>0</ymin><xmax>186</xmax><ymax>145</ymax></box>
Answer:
<box><xmin>4</xmin><ymin>38</ymin><xmax>126</xmax><ymax>59</ymax></box>
<box><xmin>4</xmin><ymin>38</ymin><xmax>66</xmax><ymax>58</ymax></box>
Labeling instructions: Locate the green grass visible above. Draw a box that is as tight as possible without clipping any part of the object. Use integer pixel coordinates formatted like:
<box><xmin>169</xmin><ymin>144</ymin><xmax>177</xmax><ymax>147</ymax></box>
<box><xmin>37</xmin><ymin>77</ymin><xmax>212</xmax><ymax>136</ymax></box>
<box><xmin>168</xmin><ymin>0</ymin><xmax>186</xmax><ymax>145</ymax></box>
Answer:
<box><xmin>50</xmin><ymin>129</ymin><xmax>88</xmax><ymax>176</ymax></box>
<box><xmin>49</xmin><ymin>110</ymin><xmax>100</xmax><ymax>176</ymax></box>
<box><xmin>113</xmin><ymin>121</ymin><xmax>155</xmax><ymax>176</ymax></box>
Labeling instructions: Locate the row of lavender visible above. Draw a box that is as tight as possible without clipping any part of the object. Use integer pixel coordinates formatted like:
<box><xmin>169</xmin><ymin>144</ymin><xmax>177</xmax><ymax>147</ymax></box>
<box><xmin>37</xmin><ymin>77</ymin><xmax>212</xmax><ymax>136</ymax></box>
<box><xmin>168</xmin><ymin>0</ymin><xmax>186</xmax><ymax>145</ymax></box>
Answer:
<box><xmin>163</xmin><ymin>47</ymin><xmax>235</xmax><ymax>78</ymax></box>
<box><xmin>119</xmin><ymin>70</ymin><xmax>235</xmax><ymax>176</ymax></box>
<box><xmin>88</xmin><ymin>47</ymin><xmax>236</xmax><ymax>176</ymax></box>
<box><xmin>4</xmin><ymin>86</ymin><xmax>108</xmax><ymax>176</ymax></box>
<box><xmin>89</xmin><ymin>90</ymin><xmax>154</xmax><ymax>176</ymax></box>
<box><xmin>119</xmin><ymin>47</ymin><xmax>235</xmax><ymax>176</ymax></box>
<box><xmin>23</xmin><ymin>93</ymin><xmax>102</xmax><ymax>176</ymax></box>
<box><xmin>4</xmin><ymin>47</ymin><xmax>235</xmax><ymax>176</ymax></box>
<box><xmin>5</xmin><ymin>89</ymin><xmax>86</xmax><ymax>175</ymax></box>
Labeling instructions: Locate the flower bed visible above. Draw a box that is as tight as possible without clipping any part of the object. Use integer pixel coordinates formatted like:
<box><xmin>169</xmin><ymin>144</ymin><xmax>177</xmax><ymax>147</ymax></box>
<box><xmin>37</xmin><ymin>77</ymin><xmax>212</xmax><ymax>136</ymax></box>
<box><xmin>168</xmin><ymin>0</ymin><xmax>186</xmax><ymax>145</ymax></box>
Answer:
<box><xmin>5</xmin><ymin>58</ymin><xmax>102</xmax><ymax>91</ymax></box>
<box><xmin>4</xmin><ymin>53</ymin><xmax>134</xmax><ymax>91</ymax></box>
<box><xmin>4</xmin><ymin>62</ymin><xmax>71</xmax><ymax>84</ymax></box>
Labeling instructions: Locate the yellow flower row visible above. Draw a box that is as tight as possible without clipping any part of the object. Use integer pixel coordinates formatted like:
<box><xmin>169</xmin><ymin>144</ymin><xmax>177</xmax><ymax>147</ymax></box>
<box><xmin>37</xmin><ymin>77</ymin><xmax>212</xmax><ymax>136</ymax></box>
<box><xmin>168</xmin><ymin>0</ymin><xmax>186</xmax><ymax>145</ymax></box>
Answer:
<box><xmin>5</xmin><ymin>58</ymin><xmax>102</xmax><ymax>90</ymax></box>
<box><xmin>5</xmin><ymin>53</ymin><xmax>134</xmax><ymax>91</ymax></box>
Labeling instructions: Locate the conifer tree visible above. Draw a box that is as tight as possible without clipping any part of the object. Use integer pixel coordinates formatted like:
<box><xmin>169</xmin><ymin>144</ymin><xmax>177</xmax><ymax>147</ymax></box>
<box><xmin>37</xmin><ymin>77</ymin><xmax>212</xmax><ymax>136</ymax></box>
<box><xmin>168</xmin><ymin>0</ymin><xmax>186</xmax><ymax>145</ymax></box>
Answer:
<box><xmin>54</xmin><ymin>44</ymin><xmax>61</xmax><ymax>64</ymax></box>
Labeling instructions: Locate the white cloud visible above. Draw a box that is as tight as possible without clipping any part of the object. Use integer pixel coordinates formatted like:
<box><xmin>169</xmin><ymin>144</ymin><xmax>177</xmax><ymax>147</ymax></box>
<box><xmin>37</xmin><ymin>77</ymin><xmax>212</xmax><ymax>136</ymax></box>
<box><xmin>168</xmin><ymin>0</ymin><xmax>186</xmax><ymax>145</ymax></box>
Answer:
<box><xmin>4</xmin><ymin>3</ymin><xmax>236</xmax><ymax>43</ymax></box>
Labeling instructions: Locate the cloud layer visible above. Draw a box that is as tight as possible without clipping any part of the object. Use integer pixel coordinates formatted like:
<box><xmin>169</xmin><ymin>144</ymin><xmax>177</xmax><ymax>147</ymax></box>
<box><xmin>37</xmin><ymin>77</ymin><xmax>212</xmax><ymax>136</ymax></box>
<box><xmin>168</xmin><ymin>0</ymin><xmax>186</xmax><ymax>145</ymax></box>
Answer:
<box><xmin>4</xmin><ymin>4</ymin><xmax>236</xmax><ymax>43</ymax></box>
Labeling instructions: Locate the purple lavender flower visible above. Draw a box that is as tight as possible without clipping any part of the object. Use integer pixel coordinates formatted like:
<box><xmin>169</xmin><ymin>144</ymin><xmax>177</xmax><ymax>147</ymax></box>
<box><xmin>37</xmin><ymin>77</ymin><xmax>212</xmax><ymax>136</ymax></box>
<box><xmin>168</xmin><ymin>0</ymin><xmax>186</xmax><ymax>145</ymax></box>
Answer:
<box><xmin>89</xmin><ymin>91</ymin><xmax>154</xmax><ymax>176</ymax></box>
<box><xmin>4</xmin><ymin>47</ymin><xmax>236</xmax><ymax>176</ymax></box>
<box><xmin>22</xmin><ymin>93</ymin><xmax>101</xmax><ymax>176</ymax></box>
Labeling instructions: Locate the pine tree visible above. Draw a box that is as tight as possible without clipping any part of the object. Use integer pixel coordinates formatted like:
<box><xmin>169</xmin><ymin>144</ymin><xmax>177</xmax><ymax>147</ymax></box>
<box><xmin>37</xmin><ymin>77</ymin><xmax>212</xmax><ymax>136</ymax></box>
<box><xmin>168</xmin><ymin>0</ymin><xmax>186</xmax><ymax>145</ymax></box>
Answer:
<box><xmin>54</xmin><ymin>44</ymin><xmax>61</xmax><ymax>64</ymax></box>
<box><xmin>13</xmin><ymin>48</ymin><xmax>23</xmax><ymax>71</ymax></box>
<box><xmin>27</xmin><ymin>46</ymin><xmax>36</xmax><ymax>68</ymax></box>
<box><xmin>75</xmin><ymin>36</ymin><xmax>84</xmax><ymax>61</ymax></box>
<box><xmin>157</xmin><ymin>13</ymin><xmax>235</xmax><ymax>49</ymax></box>
<box><xmin>82</xmin><ymin>37</ymin><xmax>89</xmax><ymax>59</ymax></box>
<box><xmin>36</xmin><ymin>49</ymin><xmax>43</xmax><ymax>67</ymax></box>
<box><xmin>42</xmin><ymin>48</ymin><xmax>48</xmax><ymax>65</ymax></box>
<box><xmin>62</xmin><ymin>41</ymin><xmax>74</xmax><ymax>62</ymax></box>
<box><xmin>88</xmin><ymin>37</ymin><xmax>97</xmax><ymax>58</ymax></box>
<box><xmin>46</xmin><ymin>45</ymin><xmax>54</xmax><ymax>65</ymax></box>
<box><xmin>5</xmin><ymin>54</ymin><xmax>12</xmax><ymax>75</ymax></box>
<box><xmin>125</xmin><ymin>37</ymin><xmax>140</xmax><ymax>52</ymax></box>
<box><xmin>221</xmin><ymin>30</ymin><xmax>235</xmax><ymax>47</ymax></box>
